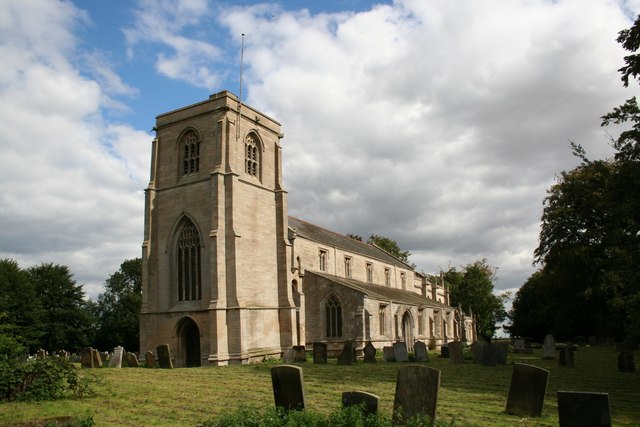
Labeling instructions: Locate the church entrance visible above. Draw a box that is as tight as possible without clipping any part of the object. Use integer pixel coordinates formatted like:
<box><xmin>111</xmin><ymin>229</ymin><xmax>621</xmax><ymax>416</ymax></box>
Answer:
<box><xmin>178</xmin><ymin>317</ymin><xmax>201</xmax><ymax>367</ymax></box>
<box><xmin>402</xmin><ymin>311</ymin><xmax>413</xmax><ymax>351</ymax></box>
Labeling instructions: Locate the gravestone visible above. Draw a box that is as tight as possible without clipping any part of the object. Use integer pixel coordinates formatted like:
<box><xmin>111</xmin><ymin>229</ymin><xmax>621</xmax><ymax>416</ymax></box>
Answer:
<box><xmin>342</xmin><ymin>391</ymin><xmax>379</xmax><ymax>416</ymax></box>
<box><xmin>588</xmin><ymin>336</ymin><xmax>598</xmax><ymax>346</ymax></box>
<box><xmin>471</xmin><ymin>341</ymin><xmax>486</xmax><ymax>363</ymax></box>
<box><xmin>156</xmin><ymin>344</ymin><xmax>173</xmax><ymax>369</ymax></box>
<box><xmin>109</xmin><ymin>346</ymin><xmax>124</xmax><ymax>368</ymax></box>
<box><xmin>393</xmin><ymin>342</ymin><xmax>409</xmax><ymax>362</ymax></box>
<box><xmin>271</xmin><ymin>365</ymin><xmax>306</xmax><ymax>411</ymax></box>
<box><xmin>505</xmin><ymin>363</ymin><xmax>549</xmax><ymax>417</ymax></box>
<box><xmin>126</xmin><ymin>352</ymin><xmax>139</xmax><ymax>368</ymax></box>
<box><xmin>293</xmin><ymin>346</ymin><xmax>306</xmax><ymax>363</ymax></box>
<box><xmin>282</xmin><ymin>348</ymin><xmax>295</xmax><ymax>363</ymax></box>
<box><xmin>383</xmin><ymin>346</ymin><xmax>395</xmax><ymax>362</ymax></box>
<box><xmin>337</xmin><ymin>342</ymin><xmax>354</xmax><ymax>365</ymax></box>
<box><xmin>414</xmin><ymin>341</ymin><xmax>429</xmax><ymax>362</ymax></box>
<box><xmin>363</xmin><ymin>341</ymin><xmax>377</xmax><ymax>363</ymax></box>
<box><xmin>145</xmin><ymin>351</ymin><xmax>155</xmax><ymax>368</ymax></box>
<box><xmin>36</xmin><ymin>349</ymin><xmax>47</xmax><ymax>359</ymax></box>
<box><xmin>448</xmin><ymin>341</ymin><xmax>464</xmax><ymax>363</ymax></box>
<box><xmin>557</xmin><ymin>391</ymin><xmax>611</xmax><ymax>427</ymax></box>
<box><xmin>617</xmin><ymin>350</ymin><xmax>635</xmax><ymax>373</ymax></box>
<box><xmin>513</xmin><ymin>338</ymin><xmax>527</xmax><ymax>353</ymax></box>
<box><xmin>312</xmin><ymin>342</ymin><xmax>327</xmax><ymax>364</ymax></box>
<box><xmin>393</xmin><ymin>365</ymin><xmax>441</xmax><ymax>424</ymax></box>
<box><xmin>543</xmin><ymin>335</ymin><xmax>556</xmax><ymax>359</ymax></box>
<box><xmin>494</xmin><ymin>342</ymin><xmax>508</xmax><ymax>365</ymax></box>
<box><xmin>80</xmin><ymin>347</ymin><xmax>94</xmax><ymax>368</ymax></box>
<box><xmin>440</xmin><ymin>345</ymin><xmax>449</xmax><ymax>358</ymax></box>
<box><xmin>559</xmin><ymin>347</ymin><xmax>575</xmax><ymax>368</ymax></box>
<box><xmin>92</xmin><ymin>349</ymin><xmax>103</xmax><ymax>368</ymax></box>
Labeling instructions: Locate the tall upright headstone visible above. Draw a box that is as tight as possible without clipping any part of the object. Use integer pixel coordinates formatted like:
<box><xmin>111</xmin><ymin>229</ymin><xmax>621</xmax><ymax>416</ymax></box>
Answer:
<box><xmin>618</xmin><ymin>350</ymin><xmax>635</xmax><ymax>373</ymax></box>
<box><xmin>271</xmin><ymin>365</ymin><xmax>306</xmax><ymax>411</ymax></box>
<box><xmin>557</xmin><ymin>391</ymin><xmax>611</xmax><ymax>427</ymax></box>
<box><xmin>393</xmin><ymin>342</ymin><xmax>409</xmax><ymax>362</ymax></box>
<box><xmin>506</xmin><ymin>363</ymin><xmax>549</xmax><ymax>417</ymax></box>
<box><xmin>471</xmin><ymin>340</ymin><xmax>486</xmax><ymax>363</ymax></box>
<box><xmin>448</xmin><ymin>341</ymin><xmax>464</xmax><ymax>363</ymax></box>
<box><xmin>414</xmin><ymin>341</ymin><xmax>429</xmax><ymax>362</ymax></box>
<box><xmin>145</xmin><ymin>350</ymin><xmax>155</xmax><ymax>368</ymax></box>
<box><xmin>293</xmin><ymin>345</ymin><xmax>306</xmax><ymax>363</ymax></box>
<box><xmin>337</xmin><ymin>342</ymin><xmax>354</xmax><ymax>365</ymax></box>
<box><xmin>312</xmin><ymin>342</ymin><xmax>327</xmax><ymax>364</ymax></box>
<box><xmin>109</xmin><ymin>346</ymin><xmax>124</xmax><ymax>368</ymax></box>
<box><xmin>363</xmin><ymin>341</ymin><xmax>377</xmax><ymax>363</ymax></box>
<box><xmin>156</xmin><ymin>344</ymin><xmax>173</xmax><ymax>369</ymax></box>
<box><xmin>393</xmin><ymin>365</ymin><xmax>441</xmax><ymax>424</ymax></box>
<box><xmin>91</xmin><ymin>348</ymin><xmax>103</xmax><ymax>368</ymax></box>
<box><xmin>543</xmin><ymin>335</ymin><xmax>556</xmax><ymax>359</ymax></box>
<box><xmin>80</xmin><ymin>347</ymin><xmax>94</xmax><ymax>368</ymax></box>
<box><xmin>383</xmin><ymin>346</ymin><xmax>395</xmax><ymax>362</ymax></box>
<box><xmin>559</xmin><ymin>347</ymin><xmax>575</xmax><ymax>368</ymax></box>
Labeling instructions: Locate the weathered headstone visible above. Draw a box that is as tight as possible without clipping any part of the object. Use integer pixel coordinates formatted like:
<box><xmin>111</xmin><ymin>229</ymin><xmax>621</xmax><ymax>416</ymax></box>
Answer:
<box><xmin>282</xmin><ymin>348</ymin><xmax>295</xmax><ymax>363</ymax></box>
<box><xmin>393</xmin><ymin>342</ymin><xmax>409</xmax><ymax>362</ymax></box>
<box><xmin>126</xmin><ymin>352</ymin><xmax>139</xmax><ymax>368</ymax></box>
<box><xmin>363</xmin><ymin>341</ymin><xmax>377</xmax><ymax>363</ymax></box>
<box><xmin>440</xmin><ymin>345</ymin><xmax>449</xmax><ymax>358</ymax></box>
<box><xmin>80</xmin><ymin>347</ymin><xmax>94</xmax><ymax>368</ymax></box>
<box><xmin>471</xmin><ymin>340</ymin><xmax>486</xmax><ymax>363</ymax></box>
<box><xmin>293</xmin><ymin>345</ymin><xmax>306</xmax><ymax>363</ymax></box>
<box><xmin>337</xmin><ymin>342</ymin><xmax>354</xmax><ymax>365</ymax></box>
<box><xmin>543</xmin><ymin>335</ymin><xmax>556</xmax><ymax>359</ymax></box>
<box><xmin>448</xmin><ymin>341</ymin><xmax>464</xmax><ymax>363</ymax></box>
<box><xmin>414</xmin><ymin>341</ymin><xmax>429</xmax><ymax>362</ymax></box>
<box><xmin>109</xmin><ymin>346</ymin><xmax>124</xmax><ymax>368</ymax></box>
<box><xmin>393</xmin><ymin>365</ymin><xmax>441</xmax><ymax>424</ymax></box>
<box><xmin>145</xmin><ymin>350</ymin><xmax>155</xmax><ymax>368</ymax></box>
<box><xmin>617</xmin><ymin>350</ymin><xmax>635</xmax><ymax>373</ymax></box>
<box><xmin>494</xmin><ymin>342</ymin><xmax>508</xmax><ymax>365</ymax></box>
<box><xmin>313</xmin><ymin>342</ymin><xmax>327</xmax><ymax>364</ymax></box>
<box><xmin>559</xmin><ymin>347</ymin><xmax>575</xmax><ymax>368</ymax></box>
<box><xmin>513</xmin><ymin>338</ymin><xmax>527</xmax><ymax>353</ymax></box>
<box><xmin>36</xmin><ymin>349</ymin><xmax>47</xmax><ymax>359</ymax></box>
<box><xmin>342</xmin><ymin>391</ymin><xmax>379</xmax><ymax>416</ymax></box>
<box><xmin>92</xmin><ymin>349</ymin><xmax>103</xmax><ymax>368</ymax></box>
<box><xmin>271</xmin><ymin>365</ymin><xmax>305</xmax><ymax>411</ymax></box>
<box><xmin>156</xmin><ymin>344</ymin><xmax>173</xmax><ymax>369</ymax></box>
<box><xmin>312</xmin><ymin>342</ymin><xmax>327</xmax><ymax>364</ymax></box>
<box><xmin>505</xmin><ymin>363</ymin><xmax>549</xmax><ymax>417</ymax></box>
<box><xmin>383</xmin><ymin>346</ymin><xmax>395</xmax><ymax>362</ymax></box>
<box><xmin>557</xmin><ymin>391</ymin><xmax>611</xmax><ymax>427</ymax></box>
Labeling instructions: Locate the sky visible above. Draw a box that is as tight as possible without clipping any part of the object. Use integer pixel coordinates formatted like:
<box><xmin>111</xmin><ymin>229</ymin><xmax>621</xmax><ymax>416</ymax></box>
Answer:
<box><xmin>1</xmin><ymin>0</ymin><xmax>639</xmax><ymax>302</ymax></box>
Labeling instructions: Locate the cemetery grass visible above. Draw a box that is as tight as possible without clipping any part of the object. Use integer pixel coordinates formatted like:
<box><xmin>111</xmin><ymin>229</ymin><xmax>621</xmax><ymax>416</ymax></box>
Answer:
<box><xmin>1</xmin><ymin>346</ymin><xmax>638</xmax><ymax>426</ymax></box>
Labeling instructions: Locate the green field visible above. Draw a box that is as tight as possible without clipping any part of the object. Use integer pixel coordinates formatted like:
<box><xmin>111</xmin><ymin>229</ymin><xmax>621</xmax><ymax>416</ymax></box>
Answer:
<box><xmin>1</xmin><ymin>346</ymin><xmax>638</xmax><ymax>426</ymax></box>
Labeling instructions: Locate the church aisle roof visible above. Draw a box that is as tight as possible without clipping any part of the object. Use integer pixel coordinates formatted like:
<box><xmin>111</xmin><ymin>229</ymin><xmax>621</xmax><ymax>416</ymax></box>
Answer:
<box><xmin>308</xmin><ymin>271</ymin><xmax>450</xmax><ymax>310</ymax></box>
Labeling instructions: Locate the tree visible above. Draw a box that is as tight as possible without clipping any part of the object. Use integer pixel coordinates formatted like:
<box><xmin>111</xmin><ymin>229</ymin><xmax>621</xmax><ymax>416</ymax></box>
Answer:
<box><xmin>443</xmin><ymin>259</ymin><xmax>507</xmax><ymax>340</ymax></box>
<box><xmin>93</xmin><ymin>258</ymin><xmax>142</xmax><ymax>352</ymax></box>
<box><xmin>367</xmin><ymin>234</ymin><xmax>411</xmax><ymax>264</ymax></box>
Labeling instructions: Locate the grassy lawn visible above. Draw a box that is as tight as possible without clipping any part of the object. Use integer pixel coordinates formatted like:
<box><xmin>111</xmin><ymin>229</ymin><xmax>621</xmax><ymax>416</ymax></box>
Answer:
<box><xmin>1</xmin><ymin>345</ymin><xmax>638</xmax><ymax>426</ymax></box>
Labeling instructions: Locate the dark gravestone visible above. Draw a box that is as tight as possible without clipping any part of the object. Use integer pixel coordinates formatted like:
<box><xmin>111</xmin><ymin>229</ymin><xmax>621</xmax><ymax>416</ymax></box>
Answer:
<box><xmin>126</xmin><ymin>352</ymin><xmax>139</xmax><ymax>368</ymax></box>
<box><xmin>471</xmin><ymin>341</ymin><xmax>486</xmax><ymax>363</ymax></box>
<box><xmin>145</xmin><ymin>350</ymin><xmax>155</xmax><ymax>368</ymax></box>
<box><xmin>393</xmin><ymin>365</ymin><xmax>441</xmax><ymax>425</ymax></box>
<box><xmin>513</xmin><ymin>338</ymin><xmax>527</xmax><ymax>353</ymax></box>
<box><xmin>156</xmin><ymin>344</ymin><xmax>173</xmax><ymax>369</ymax></box>
<box><xmin>617</xmin><ymin>350</ymin><xmax>635</xmax><ymax>372</ymax></box>
<box><xmin>312</xmin><ymin>342</ymin><xmax>327</xmax><ymax>364</ymax></box>
<box><xmin>505</xmin><ymin>363</ymin><xmax>550</xmax><ymax>417</ymax></box>
<box><xmin>338</xmin><ymin>342</ymin><xmax>354</xmax><ymax>365</ymax></box>
<box><xmin>559</xmin><ymin>347</ymin><xmax>575</xmax><ymax>368</ymax></box>
<box><xmin>271</xmin><ymin>365</ymin><xmax>305</xmax><ymax>411</ymax></box>
<box><xmin>109</xmin><ymin>346</ymin><xmax>124</xmax><ymax>368</ymax></box>
<box><xmin>440</xmin><ymin>345</ymin><xmax>449</xmax><ymax>358</ymax></box>
<box><xmin>393</xmin><ymin>342</ymin><xmax>409</xmax><ymax>362</ymax></box>
<box><xmin>448</xmin><ymin>341</ymin><xmax>464</xmax><ymax>363</ymax></box>
<box><xmin>282</xmin><ymin>348</ymin><xmax>295</xmax><ymax>363</ymax></box>
<box><xmin>293</xmin><ymin>345</ymin><xmax>306</xmax><ymax>363</ymax></box>
<box><xmin>414</xmin><ymin>341</ymin><xmax>429</xmax><ymax>362</ymax></box>
<box><xmin>342</xmin><ymin>391</ymin><xmax>379</xmax><ymax>416</ymax></box>
<box><xmin>494</xmin><ymin>342</ymin><xmax>508</xmax><ymax>365</ymax></box>
<box><xmin>481</xmin><ymin>343</ymin><xmax>498</xmax><ymax>366</ymax></box>
<box><xmin>80</xmin><ymin>347</ymin><xmax>94</xmax><ymax>368</ymax></box>
<box><xmin>363</xmin><ymin>341</ymin><xmax>377</xmax><ymax>363</ymax></box>
<box><xmin>383</xmin><ymin>346</ymin><xmax>395</xmax><ymax>362</ymax></box>
<box><xmin>543</xmin><ymin>334</ymin><xmax>556</xmax><ymax>359</ymax></box>
<box><xmin>557</xmin><ymin>391</ymin><xmax>611</xmax><ymax>427</ymax></box>
<box><xmin>92</xmin><ymin>349</ymin><xmax>103</xmax><ymax>368</ymax></box>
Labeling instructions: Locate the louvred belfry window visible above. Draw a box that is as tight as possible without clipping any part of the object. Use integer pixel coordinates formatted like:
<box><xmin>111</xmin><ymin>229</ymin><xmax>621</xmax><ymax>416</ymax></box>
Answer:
<box><xmin>244</xmin><ymin>133</ymin><xmax>259</xmax><ymax>177</ymax></box>
<box><xmin>182</xmin><ymin>131</ymin><xmax>200</xmax><ymax>175</ymax></box>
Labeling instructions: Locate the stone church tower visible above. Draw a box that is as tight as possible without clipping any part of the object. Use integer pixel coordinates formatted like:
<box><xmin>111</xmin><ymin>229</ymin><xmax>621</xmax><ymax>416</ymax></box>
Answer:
<box><xmin>140</xmin><ymin>91</ymin><xmax>294</xmax><ymax>366</ymax></box>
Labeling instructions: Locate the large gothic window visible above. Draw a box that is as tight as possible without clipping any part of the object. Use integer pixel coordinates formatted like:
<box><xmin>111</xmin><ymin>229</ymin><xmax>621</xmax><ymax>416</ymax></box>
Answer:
<box><xmin>176</xmin><ymin>217</ymin><xmax>202</xmax><ymax>301</ymax></box>
<box><xmin>244</xmin><ymin>133</ymin><xmax>259</xmax><ymax>177</ymax></box>
<box><xmin>325</xmin><ymin>294</ymin><xmax>342</xmax><ymax>338</ymax></box>
<box><xmin>181</xmin><ymin>130</ymin><xmax>200</xmax><ymax>175</ymax></box>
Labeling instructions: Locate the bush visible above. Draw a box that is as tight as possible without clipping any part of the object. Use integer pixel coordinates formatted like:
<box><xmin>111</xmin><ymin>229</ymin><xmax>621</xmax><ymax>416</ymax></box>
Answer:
<box><xmin>0</xmin><ymin>355</ymin><xmax>94</xmax><ymax>401</ymax></box>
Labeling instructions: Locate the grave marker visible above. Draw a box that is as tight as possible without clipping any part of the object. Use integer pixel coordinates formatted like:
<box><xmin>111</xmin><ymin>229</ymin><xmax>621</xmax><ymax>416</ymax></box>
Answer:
<box><xmin>393</xmin><ymin>342</ymin><xmax>409</xmax><ymax>362</ymax></box>
<box><xmin>393</xmin><ymin>365</ymin><xmax>441</xmax><ymax>425</ymax></box>
<box><xmin>383</xmin><ymin>346</ymin><xmax>395</xmax><ymax>362</ymax></box>
<box><xmin>92</xmin><ymin>349</ymin><xmax>103</xmax><ymax>368</ymax></box>
<box><xmin>363</xmin><ymin>341</ymin><xmax>377</xmax><ymax>363</ymax></box>
<box><xmin>271</xmin><ymin>365</ymin><xmax>306</xmax><ymax>411</ymax></box>
<box><xmin>471</xmin><ymin>341</ymin><xmax>486</xmax><ymax>363</ymax></box>
<box><xmin>505</xmin><ymin>363</ymin><xmax>549</xmax><ymax>417</ymax></box>
<box><xmin>293</xmin><ymin>346</ymin><xmax>306</xmax><ymax>363</ymax></box>
<box><xmin>414</xmin><ymin>341</ymin><xmax>429</xmax><ymax>362</ymax></box>
<box><xmin>440</xmin><ymin>345</ymin><xmax>449</xmax><ymax>358</ymax></box>
<box><xmin>80</xmin><ymin>347</ymin><xmax>94</xmax><ymax>368</ymax></box>
<box><xmin>156</xmin><ymin>344</ymin><xmax>173</xmax><ymax>369</ymax></box>
<box><xmin>617</xmin><ymin>350</ymin><xmax>635</xmax><ymax>373</ymax></box>
<box><xmin>342</xmin><ymin>391</ymin><xmax>379</xmax><ymax>416</ymax></box>
<box><xmin>559</xmin><ymin>347</ymin><xmax>575</xmax><ymax>368</ymax></box>
<box><xmin>282</xmin><ymin>348</ymin><xmax>295</xmax><ymax>363</ymax></box>
<box><xmin>312</xmin><ymin>342</ymin><xmax>327</xmax><ymax>364</ymax></box>
<box><xmin>145</xmin><ymin>350</ymin><xmax>155</xmax><ymax>368</ymax></box>
<box><xmin>337</xmin><ymin>342</ymin><xmax>354</xmax><ymax>365</ymax></box>
<box><xmin>126</xmin><ymin>352</ymin><xmax>139</xmax><ymax>368</ymax></box>
<box><xmin>448</xmin><ymin>341</ymin><xmax>464</xmax><ymax>363</ymax></box>
<box><xmin>109</xmin><ymin>346</ymin><xmax>124</xmax><ymax>368</ymax></box>
<box><xmin>557</xmin><ymin>391</ymin><xmax>611</xmax><ymax>427</ymax></box>
<box><xmin>543</xmin><ymin>335</ymin><xmax>556</xmax><ymax>359</ymax></box>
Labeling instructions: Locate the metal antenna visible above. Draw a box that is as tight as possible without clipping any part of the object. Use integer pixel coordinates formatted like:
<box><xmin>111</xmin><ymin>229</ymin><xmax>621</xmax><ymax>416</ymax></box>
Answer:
<box><xmin>237</xmin><ymin>33</ymin><xmax>245</xmax><ymax>142</ymax></box>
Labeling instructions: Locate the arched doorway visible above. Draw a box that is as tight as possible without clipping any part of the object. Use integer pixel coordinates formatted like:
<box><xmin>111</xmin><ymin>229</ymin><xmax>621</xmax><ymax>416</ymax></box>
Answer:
<box><xmin>402</xmin><ymin>311</ymin><xmax>413</xmax><ymax>351</ymax></box>
<box><xmin>179</xmin><ymin>317</ymin><xmax>201</xmax><ymax>367</ymax></box>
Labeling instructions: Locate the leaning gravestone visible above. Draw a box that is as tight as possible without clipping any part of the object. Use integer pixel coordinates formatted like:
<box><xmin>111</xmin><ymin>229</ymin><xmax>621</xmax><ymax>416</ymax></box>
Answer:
<box><xmin>126</xmin><ymin>352</ymin><xmax>139</xmax><ymax>368</ymax></box>
<box><xmin>557</xmin><ymin>391</ymin><xmax>611</xmax><ymax>427</ymax></box>
<box><xmin>393</xmin><ymin>365</ymin><xmax>441</xmax><ymax>425</ymax></box>
<box><xmin>271</xmin><ymin>365</ymin><xmax>306</xmax><ymax>411</ymax></box>
<box><xmin>448</xmin><ymin>341</ymin><xmax>464</xmax><ymax>363</ymax></box>
<box><xmin>363</xmin><ymin>341</ymin><xmax>377</xmax><ymax>363</ymax></box>
<box><xmin>543</xmin><ymin>335</ymin><xmax>556</xmax><ymax>359</ymax></box>
<box><xmin>145</xmin><ymin>351</ymin><xmax>155</xmax><ymax>368</ymax></box>
<box><xmin>293</xmin><ymin>345</ymin><xmax>306</xmax><ymax>363</ymax></box>
<box><xmin>109</xmin><ymin>346</ymin><xmax>124</xmax><ymax>368</ymax></box>
<box><xmin>282</xmin><ymin>348</ymin><xmax>295</xmax><ymax>363</ymax></box>
<box><xmin>342</xmin><ymin>391</ymin><xmax>379</xmax><ymax>416</ymax></box>
<box><xmin>617</xmin><ymin>350</ymin><xmax>635</xmax><ymax>373</ymax></box>
<box><xmin>559</xmin><ymin>347</ymin><xmax>575</xmax><ymax>368</ymax></box>
<box><xmin>80</xmin><ymin>347</ymin><xmax>94</xmax><ymax>368</ymax></box>
<box><xmin>92</xmin><ymin>349</ymin><xmax>103</xmax><ymax>368</ymax></box>
<box><xmin>337</xmin><ymin>342</ymin><xmax>354</xmax><ymax>365</ymax></box>
<box><xmin>414</xmin><ymin>341</ymin><xmax>429</xmax><ymax>362</ymax></box>
<box><xmin>312</xmin><ymin>342</ymin><xmax>327</xmax><ymax>364</ymax></box>
<box><xmin>440</xmin><ymin>345</ymin><xmax>449</xmax><ymax>358</ymax></box>
<box><xmin>393</xmin><ymin>342</ymin><xmax>409</xmax><ymax>362</ymax></box>
<box><xmin>383</xmin><ymin>346</ymin><xmax>395</xmax><ymax>362</ymax></box>
<box><xmin>505</xmin><ymin>363</ymin><xmax>550</xmax><ymax>417</ymax></box>
<box><xmin>156</xmin><ymin>344</ymin><xmax>173</xmax><ymax>369</ymax></box>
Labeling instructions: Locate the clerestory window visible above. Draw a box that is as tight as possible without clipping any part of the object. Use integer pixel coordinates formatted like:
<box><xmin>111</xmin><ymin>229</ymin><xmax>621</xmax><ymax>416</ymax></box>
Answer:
<box><xmin>176</xmin><ymin>217</ymin><xmax>202</xmax><ymax>301</ymax></box>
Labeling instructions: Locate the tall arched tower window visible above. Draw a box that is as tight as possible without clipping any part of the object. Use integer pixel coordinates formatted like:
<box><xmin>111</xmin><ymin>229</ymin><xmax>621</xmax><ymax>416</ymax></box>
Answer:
<box><xmin>244</xmin><ymin>133</ymin><xmax>260</xmax><ymax>177</ymax></box>
<box><xmin>325</xmin><ymin>294</ymin><xmax>342</xmax><ymax>338</ymax></box>
<box><xmin>181</xmin><ymin>130</ymin><xmax>200</xmax><ymax>175</ymax></box>
<box><xmin>176</xmin><ymin>217</ymin><xmax>202</xmax><ymax>301</ymax></box>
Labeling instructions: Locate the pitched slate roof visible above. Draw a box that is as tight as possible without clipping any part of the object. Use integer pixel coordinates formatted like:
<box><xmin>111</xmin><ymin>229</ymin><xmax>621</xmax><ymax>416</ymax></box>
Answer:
<box><xmin>308</xmin><ymin>271</ymin><xmax>450</xmax><ymax>310</ymax></box>
<box><xmin>288</xmin><ymin>216</ymin><xmax>413</xmax><ymax>270</ymax></box>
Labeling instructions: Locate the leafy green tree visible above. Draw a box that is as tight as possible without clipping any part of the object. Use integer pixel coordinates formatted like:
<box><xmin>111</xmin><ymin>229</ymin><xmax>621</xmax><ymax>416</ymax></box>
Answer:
<box><xmin>443</xmin><ymin>259</ymin><xmax>507</xmax><ymax>340</ymax></box>
<box><xmin>93</xmin><ymin>258</ymin><xmax>142</xmax><ymax>352</ymax></box>
<box><xmin>27</xmin><ymin>263</ymin><xmax>93</xmax><ymax>352</ymax></box>
<box><xmin>368</xmin><ymin>234</ymin><xmax>411</xmax><ymax>264</ymax></box>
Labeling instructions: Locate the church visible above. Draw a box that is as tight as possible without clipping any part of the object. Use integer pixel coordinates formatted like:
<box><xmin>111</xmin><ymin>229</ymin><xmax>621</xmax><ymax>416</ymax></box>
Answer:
<box><xmin>139</xmin><ymin>91</ymin><xmax>476</xmax><ymax>366</ymax></box>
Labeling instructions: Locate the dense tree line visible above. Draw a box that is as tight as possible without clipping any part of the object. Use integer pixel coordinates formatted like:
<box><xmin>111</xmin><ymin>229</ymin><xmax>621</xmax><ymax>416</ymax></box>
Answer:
<box><xmin>509</xmin><ymin>17</ymin><xmax>640</xmax><ymax>342</ymax></box>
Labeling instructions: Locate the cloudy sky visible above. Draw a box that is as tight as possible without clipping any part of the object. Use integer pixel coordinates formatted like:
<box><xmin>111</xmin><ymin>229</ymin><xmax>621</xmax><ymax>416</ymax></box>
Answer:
<box><xmin>1</xmin><ymin>0</ymin><xmax>638</xmax><ymax>300</ymax></box>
